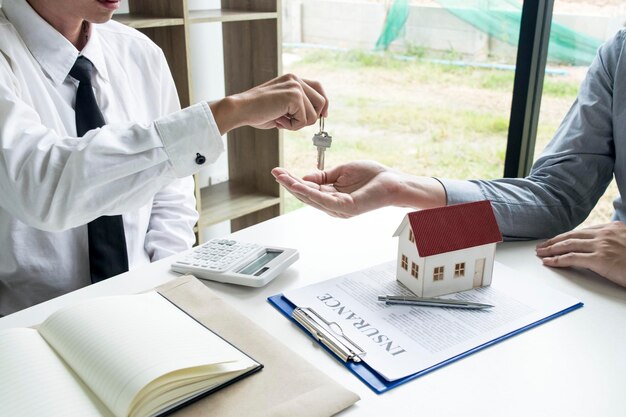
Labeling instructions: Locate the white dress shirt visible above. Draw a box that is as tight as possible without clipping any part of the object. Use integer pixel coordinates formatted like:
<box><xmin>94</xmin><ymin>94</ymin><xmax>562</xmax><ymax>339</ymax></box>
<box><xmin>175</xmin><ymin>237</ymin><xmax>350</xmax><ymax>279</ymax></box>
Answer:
<box><xmin>0</xmin><ymin>0</ymin><xmax>224</xmax><ymax>315</ymax></box>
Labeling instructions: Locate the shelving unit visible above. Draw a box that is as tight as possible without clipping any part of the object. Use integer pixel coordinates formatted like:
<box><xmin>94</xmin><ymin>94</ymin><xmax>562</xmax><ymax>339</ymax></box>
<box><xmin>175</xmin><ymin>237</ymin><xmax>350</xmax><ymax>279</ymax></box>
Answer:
<box><xmin>114</xmin><ymin>0</ymin><xmax>282</xmax><ymax>241</ymax></box>
<box><xmin>188</xmin><ymin>9</ymin><xmax>278</xmax><ymax>24</ymax></box>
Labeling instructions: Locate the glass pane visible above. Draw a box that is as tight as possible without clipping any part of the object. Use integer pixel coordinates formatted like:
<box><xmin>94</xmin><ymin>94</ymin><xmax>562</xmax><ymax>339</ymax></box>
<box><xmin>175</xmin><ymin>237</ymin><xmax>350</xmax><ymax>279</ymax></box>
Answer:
<box><xmin>534</xmin><ymin>1</ymin><xmax>625</xmax><ymax>227</ymax></box>
<box><xmin>282</xmin><ymin>0</ymin><xmax>523</xmax><ymax>212</ymax></box>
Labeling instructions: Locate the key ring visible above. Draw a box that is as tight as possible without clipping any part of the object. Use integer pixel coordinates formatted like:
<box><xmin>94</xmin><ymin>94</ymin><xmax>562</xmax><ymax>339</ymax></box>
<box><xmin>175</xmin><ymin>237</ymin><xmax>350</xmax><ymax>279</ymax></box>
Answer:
<box><xmin>319</xmin><ymin>116</ymin><xmax>325</xmax><ymax>133</ymax></box>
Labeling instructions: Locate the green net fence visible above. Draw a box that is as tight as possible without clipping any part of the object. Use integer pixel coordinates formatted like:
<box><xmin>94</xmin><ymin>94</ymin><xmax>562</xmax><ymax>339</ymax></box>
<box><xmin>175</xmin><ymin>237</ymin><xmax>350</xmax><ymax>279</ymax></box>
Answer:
<box><xmin>375</xmin><ymin>0</ymin><xmax>604</xmax><ymax>65</ymax></box>
<box><xmin>375</xmin><ymin>0</ymin><xmax>410</xmax><ymax>51</ymax></box>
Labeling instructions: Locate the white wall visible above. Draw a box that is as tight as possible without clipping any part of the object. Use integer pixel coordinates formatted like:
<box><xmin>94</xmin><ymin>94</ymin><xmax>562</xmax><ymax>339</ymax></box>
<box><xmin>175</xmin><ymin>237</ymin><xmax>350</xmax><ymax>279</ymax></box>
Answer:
<box><xmin>422</xmin><ymin>244</ymin><xmax>495</xmax><ymax>297</ymax></box>
<box><xmin>396</xmin><ymin>226</ymin><xmax>424</xmax><ymax>296</ymax></box>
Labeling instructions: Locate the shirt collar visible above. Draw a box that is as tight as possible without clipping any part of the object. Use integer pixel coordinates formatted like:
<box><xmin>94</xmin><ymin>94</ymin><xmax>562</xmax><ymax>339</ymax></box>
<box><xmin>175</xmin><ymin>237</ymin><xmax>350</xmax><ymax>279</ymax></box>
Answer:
<box><xmin>2</xmin><ymin>0</ymin><xmax>109</xmax><ymax>85</ymax></box>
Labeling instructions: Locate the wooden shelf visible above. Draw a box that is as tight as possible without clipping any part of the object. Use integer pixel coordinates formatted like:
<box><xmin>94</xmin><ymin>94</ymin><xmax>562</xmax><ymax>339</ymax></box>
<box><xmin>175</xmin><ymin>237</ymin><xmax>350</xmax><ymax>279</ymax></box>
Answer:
<box><xmin>188</xmin><ymin>9</ymin><xmax>277</xmax><ymax>24</ymax></box>
<box><xmin>199</xmin><ymin>182</ymin><xmax>280</xmax><ymax>227</ymax></box>
<box><xmin>121</xmin><ymin>0</ymin><xmax>282</xmax><ymax>242</ymax></box>
<box><xmin>113</xmin><ymin>14</ymin><xmax>184</xmax><ymax>29</ymax></box>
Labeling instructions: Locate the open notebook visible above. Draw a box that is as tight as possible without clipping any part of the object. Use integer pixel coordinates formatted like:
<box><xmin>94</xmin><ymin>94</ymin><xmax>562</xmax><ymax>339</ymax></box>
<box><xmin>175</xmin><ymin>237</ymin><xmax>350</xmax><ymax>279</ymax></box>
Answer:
<box><xmin>0</xmin><ymin>291</ymin><xmax>262</xmax><ymax>417</ymax></box>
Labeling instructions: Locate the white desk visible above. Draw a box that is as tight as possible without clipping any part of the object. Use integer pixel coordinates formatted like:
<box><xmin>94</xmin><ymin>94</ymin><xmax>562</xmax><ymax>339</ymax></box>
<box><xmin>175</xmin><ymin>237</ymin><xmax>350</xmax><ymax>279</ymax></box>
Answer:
<box><xmin>2</xmin><ymin>207</ymin><xmax>626</xmax><ymax>416</ymax></box>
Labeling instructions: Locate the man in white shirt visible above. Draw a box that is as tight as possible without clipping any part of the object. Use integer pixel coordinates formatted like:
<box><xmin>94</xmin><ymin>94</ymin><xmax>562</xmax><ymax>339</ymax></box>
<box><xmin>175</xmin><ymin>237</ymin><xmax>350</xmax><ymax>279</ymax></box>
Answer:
<box><xmin>0</xmin><ymin>0</ymin><xmax>329</xmax><ymax>315</ymax></box>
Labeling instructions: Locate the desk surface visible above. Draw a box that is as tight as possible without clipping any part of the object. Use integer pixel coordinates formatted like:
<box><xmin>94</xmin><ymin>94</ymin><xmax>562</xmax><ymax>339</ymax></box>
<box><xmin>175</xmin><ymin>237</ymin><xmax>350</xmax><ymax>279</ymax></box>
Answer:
<box><xmin>2</xmin><ymin>206</ymin><xmax>625</xmax><ymax>417</ymax></box>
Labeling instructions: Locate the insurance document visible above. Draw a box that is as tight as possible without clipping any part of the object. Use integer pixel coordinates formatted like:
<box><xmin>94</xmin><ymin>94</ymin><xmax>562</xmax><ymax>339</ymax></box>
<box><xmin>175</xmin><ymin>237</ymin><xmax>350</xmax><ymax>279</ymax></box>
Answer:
<box><xmin>283</xmin><ymin>261</ymin><xmax>581</xmax><ymax>381</ymax></box>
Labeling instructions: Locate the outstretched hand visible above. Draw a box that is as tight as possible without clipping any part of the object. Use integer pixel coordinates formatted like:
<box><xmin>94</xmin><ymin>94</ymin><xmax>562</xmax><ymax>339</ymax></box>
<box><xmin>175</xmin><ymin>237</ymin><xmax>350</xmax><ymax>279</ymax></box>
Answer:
<box><xmin>536</xmin><ymin>221</ymin><xmax>626</xmax><ymax>287</ymax></box>
<box><xmin>272</xmin><ymin>160</ymin><xmax>446</xmax><ymax>218</ymax></box>
<box><xmin>272</xmin><ymin>161</ymin><xmax>396</xmax><ymax>218</ymax></box>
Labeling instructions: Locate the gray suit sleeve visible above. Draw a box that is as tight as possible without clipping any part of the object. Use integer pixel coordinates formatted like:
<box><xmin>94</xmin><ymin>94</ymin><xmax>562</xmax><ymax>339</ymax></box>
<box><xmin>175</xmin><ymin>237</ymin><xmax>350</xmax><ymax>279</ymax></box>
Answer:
<box><xmin>438</xmin><ymin>30</ymin><xmax>623</xmax><ymax>240</ymax></box>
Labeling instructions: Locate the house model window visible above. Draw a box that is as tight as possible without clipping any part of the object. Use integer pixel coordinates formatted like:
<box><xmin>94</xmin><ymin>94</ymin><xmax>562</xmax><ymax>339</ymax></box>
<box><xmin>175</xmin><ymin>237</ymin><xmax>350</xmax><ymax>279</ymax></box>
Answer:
<box><xmin>392</xmin><ymin>200</ymin><xmax>502</xmax><ymax>298</ymax></box>
<box><xmin>401</xmin><ymin>254</ymin><xmax>408</xmax><ymax>270</ymax></box>
<box><xmin>433</xmin><ymin>266</ymin><xmax>444</xmax><ymax>281</ymax></box>
<box><xmin>454</xmin><ymin>262</ymin><xmax>465</xmax><ymax>278</ymax></box>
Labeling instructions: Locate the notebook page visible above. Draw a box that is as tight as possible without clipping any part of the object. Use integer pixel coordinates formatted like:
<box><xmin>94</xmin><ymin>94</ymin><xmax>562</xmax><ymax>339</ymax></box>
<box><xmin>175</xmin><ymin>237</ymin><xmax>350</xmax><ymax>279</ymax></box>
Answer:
<box><xmin>38</xmin><ymin>292</ymin><xmax>255</xmax><ymax>417</ymax></box>
<box><xmin>132</xmin><ymin>362</ymin><xmax>255</xmax><ymax>417</ymax></box>
<box><xmin>0</xmin><ymin>328</ymin><xmax>113</xmax><ymax>417</ymax></box>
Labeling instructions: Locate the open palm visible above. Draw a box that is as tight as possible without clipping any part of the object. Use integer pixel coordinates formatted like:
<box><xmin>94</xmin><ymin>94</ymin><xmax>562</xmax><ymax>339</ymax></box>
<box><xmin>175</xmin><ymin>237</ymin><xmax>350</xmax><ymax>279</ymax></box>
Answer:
<box><xmin>272</xmin><ymin>161</ymin><xmax>400</xmax><ymax>217</ymax></box>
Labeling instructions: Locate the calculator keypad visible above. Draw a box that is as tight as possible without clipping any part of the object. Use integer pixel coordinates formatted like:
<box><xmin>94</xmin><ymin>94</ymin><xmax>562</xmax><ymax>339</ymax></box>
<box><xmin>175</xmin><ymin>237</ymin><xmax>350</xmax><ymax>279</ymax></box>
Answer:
<box><xmin>176</xmin><ymin>239</ymin><xmax>262</xmax><ymax>272</ymax></box>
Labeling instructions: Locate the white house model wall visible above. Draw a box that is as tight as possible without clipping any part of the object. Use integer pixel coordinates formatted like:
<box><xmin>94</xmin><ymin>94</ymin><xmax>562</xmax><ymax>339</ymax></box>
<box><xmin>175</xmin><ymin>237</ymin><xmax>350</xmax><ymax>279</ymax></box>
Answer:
<box><xmin>396</xmin><ymin>226</ymin><xmax>497</xmax><ymax>297</ymax></box>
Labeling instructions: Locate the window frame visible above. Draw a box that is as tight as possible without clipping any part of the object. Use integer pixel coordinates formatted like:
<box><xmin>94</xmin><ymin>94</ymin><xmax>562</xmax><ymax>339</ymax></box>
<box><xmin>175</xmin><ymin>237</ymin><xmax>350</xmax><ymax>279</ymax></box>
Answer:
<box><xmin>454</xmin><ymin>262</ymin><xmax>465</xmax><ymax>278</ymax></box>
<box><xmin>433</xmin><ymin>266</ymin><xmax>444</xmax><ymax>281</ymax></box>
<box><xmin>505</xmin><ymin>0</ymin><xmax>555</xmax><ymax>178</ymax></box>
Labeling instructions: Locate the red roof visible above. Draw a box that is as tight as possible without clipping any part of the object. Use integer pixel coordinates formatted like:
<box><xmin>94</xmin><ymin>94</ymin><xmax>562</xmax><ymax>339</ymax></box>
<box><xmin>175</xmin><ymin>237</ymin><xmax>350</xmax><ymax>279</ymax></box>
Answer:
<box><xmin>407</xmin><ymin>200</ymin><xmax>502</xmax><ymax>257</ymax></box>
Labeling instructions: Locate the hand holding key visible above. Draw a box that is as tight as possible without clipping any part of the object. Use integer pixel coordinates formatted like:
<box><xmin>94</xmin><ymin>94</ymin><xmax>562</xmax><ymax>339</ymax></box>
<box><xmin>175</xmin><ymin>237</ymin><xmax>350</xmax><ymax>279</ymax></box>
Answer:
<box><xmin>313</xmin><ymin>117</ymin><xmax>332</xmax><ymax>170</ymax></box>
<box><xmin>209</xmin><ymin>74</ymin><xmax>328</xmax><ymax>134</ymax></box>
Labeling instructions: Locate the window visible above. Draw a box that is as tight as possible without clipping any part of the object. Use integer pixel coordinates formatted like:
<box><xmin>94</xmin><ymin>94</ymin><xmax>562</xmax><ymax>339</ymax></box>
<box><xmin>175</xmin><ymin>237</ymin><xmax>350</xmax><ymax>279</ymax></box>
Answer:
<box><xmin>433</xmin><ymin>266</ymin><xmax>444</xmax><ymax>281</ymax></box>
<box><xmin>408</xmin><ymin>229</ymin><xmax>415</xmax><ymax>243</ymax></box>
<box><xmin>401</xmin><ymin>254</ymin><xmax>408</xmax><ymax>270</ymax></box>
<box><xmin>281</xmin><ymin>2</ymin><xmax>522</xmax><ymax>215</ymax></box>
<box><xmin>411</xmin><ymin>262</ymin><xmax>419</xmax><ymax>278</ymax></box>
<box><xmin>454</xmin><ymin>262</ymin><xmax>465</xmax><ymax>278</ymax></box>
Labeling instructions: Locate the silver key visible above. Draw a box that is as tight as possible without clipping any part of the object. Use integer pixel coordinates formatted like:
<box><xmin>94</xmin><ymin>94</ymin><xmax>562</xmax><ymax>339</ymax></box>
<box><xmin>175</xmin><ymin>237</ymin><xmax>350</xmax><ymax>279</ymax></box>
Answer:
<box><xmin>312</xmin><ymin>117</ymin><xmax>332</xmax><ymax>170</ymax></box>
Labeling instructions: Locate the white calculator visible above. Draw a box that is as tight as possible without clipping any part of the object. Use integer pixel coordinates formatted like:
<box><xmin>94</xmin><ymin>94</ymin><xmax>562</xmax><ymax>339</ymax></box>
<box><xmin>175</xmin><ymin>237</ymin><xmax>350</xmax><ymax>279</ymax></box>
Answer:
<box><xmin>171</xmin><ymin>239</ymin><xmax>299</xmax><ymax>287</ymax></box>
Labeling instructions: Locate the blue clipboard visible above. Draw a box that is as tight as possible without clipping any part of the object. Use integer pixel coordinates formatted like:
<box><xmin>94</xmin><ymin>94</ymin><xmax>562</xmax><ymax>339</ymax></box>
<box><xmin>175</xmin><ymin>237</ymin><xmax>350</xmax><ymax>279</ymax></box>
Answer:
<box><xmin>268</xmin><ymin>293</ymin><xmax>583</xmax><ymax>394</ymax></box>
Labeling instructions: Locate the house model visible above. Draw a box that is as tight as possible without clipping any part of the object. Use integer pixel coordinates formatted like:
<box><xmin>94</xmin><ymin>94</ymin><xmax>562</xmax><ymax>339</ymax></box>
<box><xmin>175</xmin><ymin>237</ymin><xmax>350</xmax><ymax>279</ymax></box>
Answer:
<box><xmin>393</xmin><ymin>200</ymin><xmax>503</xmax><ymax>298</ymax></box>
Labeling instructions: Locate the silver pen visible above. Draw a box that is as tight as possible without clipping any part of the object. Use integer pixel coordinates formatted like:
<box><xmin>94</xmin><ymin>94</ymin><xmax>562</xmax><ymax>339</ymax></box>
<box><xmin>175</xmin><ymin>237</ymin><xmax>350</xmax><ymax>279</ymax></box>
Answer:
<box><xmin>377</xmin><ymin>295</ymin><xmax>494</xmax><ymax>310</ymax></box>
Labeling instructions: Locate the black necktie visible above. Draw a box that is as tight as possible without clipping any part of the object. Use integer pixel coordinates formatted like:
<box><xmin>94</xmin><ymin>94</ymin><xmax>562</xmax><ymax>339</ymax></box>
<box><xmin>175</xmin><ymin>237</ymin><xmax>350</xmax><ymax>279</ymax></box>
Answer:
<box><xmin>71</xmin><ymin>56</ymin><xmax>129</xmax><ymax>283</ymax></box>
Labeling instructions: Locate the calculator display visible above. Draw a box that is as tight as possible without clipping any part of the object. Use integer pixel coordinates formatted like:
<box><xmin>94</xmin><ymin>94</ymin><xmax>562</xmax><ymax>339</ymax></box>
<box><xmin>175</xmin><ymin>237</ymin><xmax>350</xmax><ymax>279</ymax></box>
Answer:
<box><xmin>237</xmin><ymin>250</ymin><xmax>282</xmax><ymax>276</ymax></box>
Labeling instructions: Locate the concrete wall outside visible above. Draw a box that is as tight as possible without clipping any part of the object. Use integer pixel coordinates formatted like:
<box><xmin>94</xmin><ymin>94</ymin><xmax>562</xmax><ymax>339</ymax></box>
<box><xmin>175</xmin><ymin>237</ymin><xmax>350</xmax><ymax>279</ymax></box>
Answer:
<box><xmin>283</xmin><ymin>1</ymin><xmax>625</xmax><ymax>62</ymax></box>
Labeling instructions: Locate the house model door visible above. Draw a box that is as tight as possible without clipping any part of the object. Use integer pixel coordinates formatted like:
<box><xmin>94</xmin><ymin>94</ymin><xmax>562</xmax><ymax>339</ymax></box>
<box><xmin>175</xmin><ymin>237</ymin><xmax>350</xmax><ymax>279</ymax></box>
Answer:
<box><xmin>473</xmin><ymin>258</ymin><xmax>485</xmax><ymax>287</ymax></box>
